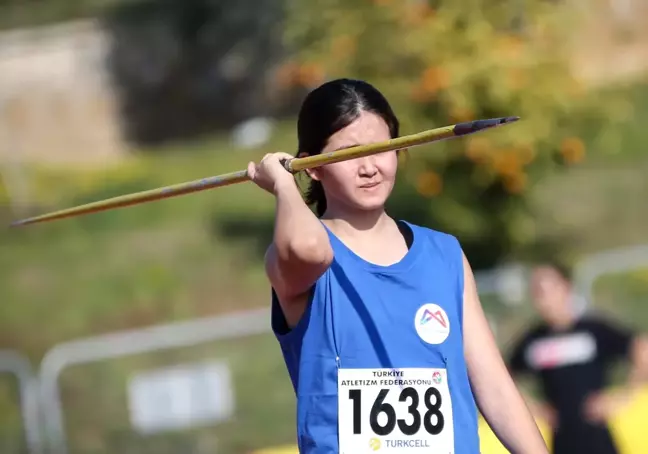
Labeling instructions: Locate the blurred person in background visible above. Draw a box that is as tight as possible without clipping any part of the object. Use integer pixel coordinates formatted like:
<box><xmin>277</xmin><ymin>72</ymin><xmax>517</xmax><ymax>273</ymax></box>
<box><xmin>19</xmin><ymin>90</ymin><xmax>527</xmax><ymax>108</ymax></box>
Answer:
<box><xmin>248</xmin><ymin>78</ymin><xmax>548</xmax><ymax>454</ymax></box>
<box><xmin>507</xmin><ymin>262</ymin><xmax>648</xmax><ymax>454</ymax></box>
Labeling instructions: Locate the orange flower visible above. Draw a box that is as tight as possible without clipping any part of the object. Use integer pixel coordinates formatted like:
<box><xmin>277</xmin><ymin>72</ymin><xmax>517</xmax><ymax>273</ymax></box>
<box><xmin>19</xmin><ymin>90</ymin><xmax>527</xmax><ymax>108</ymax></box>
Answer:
<box><xmin>296</xmin><ymin>63</ymin><xmax>325</xmax><ymax>87</ymax></box>
<box><xmin>274</xmin><ymin>61</ymin><xmax>300</xmax><ymax>89</ymax></box>
<box><xmin>502</xmin><ymin>173</ymin><xmax>527</xmax><ymax>194</ymax></box>
<box><xmin>419</xmin><ymin>4</ymin><xmax>435</xmax><ymax>18</ymax></box>
<box><xmin>466</xmin><ymin>138</ymin><xmax>490</xmax><ymax>164</ymax></box>
<box><xmin>560</xmin><ymin>137</ymin><xmax>585</xmax><ymax>164</ymax></box>
<box><xmin>402</xmin><ymin>3</ymin><xmax>435</xmax><ymax>26</ymax></box>
<box><xmin>497</xmin><ymin>34</ymin><xmax>524</xmax><ymax>59</ymax></box>
<box><xmin>421</xmin><ymin>66</ymin><xmax>450</xmax><ymax>95</ymax></box>
<box><xmin>410</xmin><ymin>84</ymin><xmax>430</xmax><ymax>102</ymax></box>
<box><xmin>493</xmin><ymin>150</ymin><xmax>522</xmax><ymax>178</ymax></box>
<box><xmin>416</xmin><ymin>171</ymin><xmax>443</xmax><ymax>197</ymax></box>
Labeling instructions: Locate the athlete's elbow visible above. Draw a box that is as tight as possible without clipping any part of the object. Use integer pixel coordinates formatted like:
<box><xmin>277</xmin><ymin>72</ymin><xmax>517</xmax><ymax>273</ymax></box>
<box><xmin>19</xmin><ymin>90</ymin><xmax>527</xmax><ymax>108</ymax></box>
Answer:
<box><xmin>285</xmin><ymin>235</ymin><xmax>333</xmax><ymax>268</ymax></box>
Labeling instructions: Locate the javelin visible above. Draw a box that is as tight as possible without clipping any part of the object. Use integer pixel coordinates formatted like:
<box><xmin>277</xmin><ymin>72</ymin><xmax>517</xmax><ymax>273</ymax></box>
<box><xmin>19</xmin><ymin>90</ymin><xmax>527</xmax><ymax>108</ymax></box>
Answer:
<box><xmin>9</xmin><ymin>116</ymin><xmax>519</xmax><ymax>228</ymax></box>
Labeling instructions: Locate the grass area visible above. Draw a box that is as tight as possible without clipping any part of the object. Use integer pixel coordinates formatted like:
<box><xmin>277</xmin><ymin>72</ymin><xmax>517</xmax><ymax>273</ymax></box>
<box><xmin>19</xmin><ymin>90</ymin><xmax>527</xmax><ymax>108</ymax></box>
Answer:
<box><xmin>0</xmin><ymin>121</ymin><xmax>298</xmax><ymax>357</ymax></box>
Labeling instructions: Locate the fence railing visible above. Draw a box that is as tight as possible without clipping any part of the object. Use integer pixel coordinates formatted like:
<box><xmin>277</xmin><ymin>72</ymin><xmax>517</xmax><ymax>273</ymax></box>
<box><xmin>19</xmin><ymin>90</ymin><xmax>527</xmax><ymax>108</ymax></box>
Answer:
<box><xmin>573</xmin><ymin>243</ymin><xmax>648</xmax><ymax>305</ymax></box>
<box><xmin>0</xmin><ymin>350</ymin><xmax>43</xmax><ymax>454</ymax></box>
<box><xmin>39</xmin><ymin>308</ymin><xmax>271</xmax><ymax>454</ymax></box>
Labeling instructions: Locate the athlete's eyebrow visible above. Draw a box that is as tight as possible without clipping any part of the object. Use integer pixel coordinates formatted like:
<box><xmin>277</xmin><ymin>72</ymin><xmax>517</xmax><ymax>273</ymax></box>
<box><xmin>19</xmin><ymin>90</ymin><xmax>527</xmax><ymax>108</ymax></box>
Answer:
<box><xmin>333</xmin><ymin>143</ymin><xmax>361</xmax><ymax>152</ymax></box>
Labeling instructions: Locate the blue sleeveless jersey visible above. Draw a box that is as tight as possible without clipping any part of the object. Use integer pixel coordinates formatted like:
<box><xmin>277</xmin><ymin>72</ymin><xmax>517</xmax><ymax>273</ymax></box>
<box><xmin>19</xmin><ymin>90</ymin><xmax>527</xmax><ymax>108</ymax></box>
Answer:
<box><xmin>271</xmin><ymin>222</ymin><xmax>480</xmax><ymax>453</ymax></box>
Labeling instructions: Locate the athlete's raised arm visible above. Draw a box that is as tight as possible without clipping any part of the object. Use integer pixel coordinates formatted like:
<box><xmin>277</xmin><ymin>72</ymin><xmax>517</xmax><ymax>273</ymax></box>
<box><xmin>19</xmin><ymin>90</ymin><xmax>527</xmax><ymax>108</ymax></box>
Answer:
<box><xmin>461</xmin><ymin>252</ymin><xmax>549</xmax><ymax>454</ymax></box>
<box><xmin>248</xmin><ymin>152</ymin><xmax>333</xmax><ymax>325</ymax></box>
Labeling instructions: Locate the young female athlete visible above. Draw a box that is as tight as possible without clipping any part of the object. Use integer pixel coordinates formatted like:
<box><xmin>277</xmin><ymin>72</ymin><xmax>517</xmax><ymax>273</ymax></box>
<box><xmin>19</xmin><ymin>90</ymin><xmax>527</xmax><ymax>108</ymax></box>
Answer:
<box><xmin>248</xmin><ymin>78</ymin><xmax>548</xmax><ymax>454</ymax></box>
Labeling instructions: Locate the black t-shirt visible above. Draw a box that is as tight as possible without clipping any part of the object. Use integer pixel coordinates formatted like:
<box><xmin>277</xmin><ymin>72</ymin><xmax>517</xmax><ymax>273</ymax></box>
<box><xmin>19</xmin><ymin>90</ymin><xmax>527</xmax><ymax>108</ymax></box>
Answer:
<box><xmin>508</xmin><ymin>315</ymin><xmax>633</xmax><ymax>425</ymax></box>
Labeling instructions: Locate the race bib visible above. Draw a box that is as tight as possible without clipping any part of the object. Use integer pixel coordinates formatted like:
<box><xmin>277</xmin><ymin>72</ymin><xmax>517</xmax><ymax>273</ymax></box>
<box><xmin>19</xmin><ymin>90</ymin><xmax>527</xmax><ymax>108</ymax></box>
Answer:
<box><xmin>338</xmin><ymin>368</ymin><xmax>454</xmax><ymax>453</ymax></box>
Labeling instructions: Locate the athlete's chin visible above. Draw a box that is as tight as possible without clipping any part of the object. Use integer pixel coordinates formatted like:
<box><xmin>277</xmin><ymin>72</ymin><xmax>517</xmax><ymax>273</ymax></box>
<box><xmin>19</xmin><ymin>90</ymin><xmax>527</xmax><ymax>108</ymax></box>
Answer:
<box><xmin>354</xmin><ymin>185</ymin><xmax>392</xmax><ymax>207</ymax></box>
<box><xmin>353</xmin><ymin>195</ymin><xmax>390</xmax><ymax>212</ymax></box>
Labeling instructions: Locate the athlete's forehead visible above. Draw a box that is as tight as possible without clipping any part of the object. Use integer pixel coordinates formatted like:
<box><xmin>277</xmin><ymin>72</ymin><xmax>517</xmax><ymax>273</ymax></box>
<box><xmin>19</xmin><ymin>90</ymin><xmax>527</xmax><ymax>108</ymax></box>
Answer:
<box><xmin>324</xmin><ymin>111</ymin><xmax>391</xmax><ymax>152</ymax></box>
<box><xmin>531</xmin><ymin>266</ymin><xmax>568</xmax><ymax>286</ymax></box>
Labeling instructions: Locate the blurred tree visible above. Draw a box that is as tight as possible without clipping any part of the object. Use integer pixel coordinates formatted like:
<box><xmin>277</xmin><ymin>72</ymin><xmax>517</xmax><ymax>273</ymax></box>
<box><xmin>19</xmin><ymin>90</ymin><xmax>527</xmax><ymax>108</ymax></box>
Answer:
<box><xmin>278</xmin><ymin>0</ymin><xmax>631</xmax><ymax>269</ymax></box>
<box><xmin>103</xmin><ymin>0</ymin><xmax>286</xmax><ymax>145</ymax></box>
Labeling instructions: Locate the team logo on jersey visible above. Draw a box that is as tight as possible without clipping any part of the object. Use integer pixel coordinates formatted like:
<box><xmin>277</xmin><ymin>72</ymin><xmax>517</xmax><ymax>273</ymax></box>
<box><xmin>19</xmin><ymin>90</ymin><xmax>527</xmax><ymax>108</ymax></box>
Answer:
<box><xmin>432</xmin><ymin>371</ymin><xmax>442</xmax><ymax>384</ymax></box>
<box><xmin>414</xmin><ymin>303</ymin><xmax>450</xmax><ymax>344</ymax></box>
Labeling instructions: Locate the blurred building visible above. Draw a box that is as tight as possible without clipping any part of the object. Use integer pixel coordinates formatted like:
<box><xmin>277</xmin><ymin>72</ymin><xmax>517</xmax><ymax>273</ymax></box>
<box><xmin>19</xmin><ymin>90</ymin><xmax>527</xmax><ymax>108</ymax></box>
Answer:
<box><xmin>0</xmin><ymin>20</ymin><xmax>126</xmax><ymax>167</ymax></box>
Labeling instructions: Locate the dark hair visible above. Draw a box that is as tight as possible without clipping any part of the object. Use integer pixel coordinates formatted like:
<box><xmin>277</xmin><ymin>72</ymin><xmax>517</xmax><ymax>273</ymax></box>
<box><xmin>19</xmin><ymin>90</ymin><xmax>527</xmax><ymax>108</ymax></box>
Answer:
<box><xmin>296</xmin><ymin>78</ymin><xmax>400</xmax><ymax>216</ymax></box>
<box><xmin>536</xmin><ymin>259</ymin><xmax>573</xmax><ymax>282</ymax></box>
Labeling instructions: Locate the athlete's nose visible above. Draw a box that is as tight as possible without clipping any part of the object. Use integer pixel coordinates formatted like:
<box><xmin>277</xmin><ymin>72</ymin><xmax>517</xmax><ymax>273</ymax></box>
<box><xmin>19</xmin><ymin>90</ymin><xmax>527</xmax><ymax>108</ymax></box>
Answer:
<box><xmin>358</xmin><ymin>157</ymin><xmax>378</xmax><ymax>178</ymax></box>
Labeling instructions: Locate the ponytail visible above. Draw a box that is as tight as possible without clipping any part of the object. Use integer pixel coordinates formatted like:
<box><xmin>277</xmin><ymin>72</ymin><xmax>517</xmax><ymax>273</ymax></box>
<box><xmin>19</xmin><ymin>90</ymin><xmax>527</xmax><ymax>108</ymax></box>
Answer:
<box><xmin>304</xmin><ymin>179</ymin><xmax>327</xmax><ymax>217</ymax></box>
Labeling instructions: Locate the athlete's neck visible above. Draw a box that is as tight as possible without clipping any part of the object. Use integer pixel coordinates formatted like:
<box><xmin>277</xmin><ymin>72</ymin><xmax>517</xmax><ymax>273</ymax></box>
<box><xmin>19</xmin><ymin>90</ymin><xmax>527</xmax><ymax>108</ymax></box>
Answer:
<box><xmin>547</xmin><ymin>311</ymin><xmax>577</xmax><ymax>331</ymax></box>
<box><xmin>321</xmin><ymin>207</ymin><xmax>392</xmax><ymax>236</ymax></box>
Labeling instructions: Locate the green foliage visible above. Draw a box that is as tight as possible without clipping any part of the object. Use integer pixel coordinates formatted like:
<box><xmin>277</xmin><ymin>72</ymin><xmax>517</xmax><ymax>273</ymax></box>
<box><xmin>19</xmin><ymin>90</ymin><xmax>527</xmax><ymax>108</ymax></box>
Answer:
<box><xmin>280</xmin><ymin>0</ymin><xmax>632</xmax><ymax>268</ymax></box>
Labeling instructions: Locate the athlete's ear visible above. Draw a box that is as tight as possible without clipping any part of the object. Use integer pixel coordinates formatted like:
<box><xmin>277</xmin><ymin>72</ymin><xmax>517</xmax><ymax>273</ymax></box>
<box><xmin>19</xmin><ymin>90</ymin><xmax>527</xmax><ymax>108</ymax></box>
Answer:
<box><xmin>298</xmin><ymin>152</ymin><xmax>322</xmax><ymax>181</ymax></box>
<box><xmin>307</xmin><ymin>168</ymin><xmax>322</xmax><ymax>181</ymax></box>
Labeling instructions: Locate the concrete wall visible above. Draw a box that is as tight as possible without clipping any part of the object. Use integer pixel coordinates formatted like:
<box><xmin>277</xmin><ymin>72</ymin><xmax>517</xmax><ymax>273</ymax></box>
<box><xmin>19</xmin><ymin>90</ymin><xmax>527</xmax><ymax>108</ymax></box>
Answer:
<box><xmin>0</xmin><ymin>20</ymin><xmax>126</xmax><ymax>167</ymax></box>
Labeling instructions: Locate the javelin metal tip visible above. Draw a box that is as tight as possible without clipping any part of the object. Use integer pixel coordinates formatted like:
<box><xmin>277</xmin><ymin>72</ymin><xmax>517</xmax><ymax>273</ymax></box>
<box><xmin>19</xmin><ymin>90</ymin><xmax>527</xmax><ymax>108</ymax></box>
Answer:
<box><xmin>453</xmin><ymin>116</ymin><xmax>521</xmax><ymax>136</ymax></box>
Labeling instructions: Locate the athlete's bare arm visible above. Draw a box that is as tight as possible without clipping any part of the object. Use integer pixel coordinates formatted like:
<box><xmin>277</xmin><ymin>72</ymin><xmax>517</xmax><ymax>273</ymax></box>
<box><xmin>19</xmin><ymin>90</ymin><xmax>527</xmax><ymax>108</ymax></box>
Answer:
<box><xmin>629</xmin><ymin>335</ymin><xmax>648</xmax><ymax>385</ymax></box>
<box><xmin>461</xmin><ymin>252</ymin><xmax>549</xmax><ymax>454</ymax></box>
<box><xmin>248</xmin><ymin>152</ymin><xmax>333</xmax><ymax>327</ymax></box>
<box><xmin>517</xmin><ymin>393</ymin><xmax>556</xmax><ymax>429</ymax></box>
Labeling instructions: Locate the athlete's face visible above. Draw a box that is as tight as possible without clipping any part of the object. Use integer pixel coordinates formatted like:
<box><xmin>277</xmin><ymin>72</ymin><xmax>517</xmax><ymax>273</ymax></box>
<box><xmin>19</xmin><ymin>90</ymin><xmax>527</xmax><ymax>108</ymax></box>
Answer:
<box><xmin>307</xmin><ymin>111</ymin><xmax>398</xmax><ymax>215</ymax></box>
<box><xmin>530</xmin><ymin>266</ymin><xmax>573</xmax><ymax>325</ymax></box>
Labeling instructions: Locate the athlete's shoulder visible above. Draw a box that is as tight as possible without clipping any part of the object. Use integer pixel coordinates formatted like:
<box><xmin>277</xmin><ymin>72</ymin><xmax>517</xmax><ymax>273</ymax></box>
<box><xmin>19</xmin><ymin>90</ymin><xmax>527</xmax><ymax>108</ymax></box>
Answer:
<box><xmin>577</xmin><ymin>312</ymin><xmax>623</xmax><ymax>332</ymax></box>
<box><xmin>405</xmin><ymin>222</ymin><xmax>461</xmax><ymax>251</ymax></box>
<box><xmin>404</xmin><ymin>222</ymin><xmax>464</xmax><ymax>272</ymax></box>
<box><xmin>405</xmin><ymin>221</ymin><xmax>459</xmax><ymax>241</ymax></box>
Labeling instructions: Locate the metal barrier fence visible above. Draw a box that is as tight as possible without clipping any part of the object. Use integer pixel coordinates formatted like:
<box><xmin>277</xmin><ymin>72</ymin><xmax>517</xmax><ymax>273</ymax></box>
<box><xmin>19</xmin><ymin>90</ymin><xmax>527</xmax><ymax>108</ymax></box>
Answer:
<box><xmin>39</xmin><ymin>308</ymin><xmax>272</xmax><ymax>454</ymax></box>
<box><xmin>574</xmin><ymin>244</ymin><xmax>648</xmax><ymax>305</ymax></box>
<box><xmin>0</xmin><ymin>350</ymin><xmax>43</xmax><ymax>454</ymax></box>
<box><xmin>574</xmin><ymin>244</ymin><xmax>648</xmax><ymax>329</ymax></box>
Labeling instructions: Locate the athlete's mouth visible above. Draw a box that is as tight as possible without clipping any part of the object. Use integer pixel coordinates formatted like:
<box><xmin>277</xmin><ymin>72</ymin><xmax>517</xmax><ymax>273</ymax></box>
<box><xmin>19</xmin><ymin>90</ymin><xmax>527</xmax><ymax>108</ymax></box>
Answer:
<box><xmin>359</xmin><ymin>182</ymin><xmax>381</xmax><ymax>189</ymax></box>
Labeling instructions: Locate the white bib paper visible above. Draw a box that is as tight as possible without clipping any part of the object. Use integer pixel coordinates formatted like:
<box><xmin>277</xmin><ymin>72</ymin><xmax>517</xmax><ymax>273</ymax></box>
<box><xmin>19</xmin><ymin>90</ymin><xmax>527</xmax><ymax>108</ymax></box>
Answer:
<box><xmin>338</xmin><ymin>368</ymin><xmax>454</xmax><ymax>453</ymax></box>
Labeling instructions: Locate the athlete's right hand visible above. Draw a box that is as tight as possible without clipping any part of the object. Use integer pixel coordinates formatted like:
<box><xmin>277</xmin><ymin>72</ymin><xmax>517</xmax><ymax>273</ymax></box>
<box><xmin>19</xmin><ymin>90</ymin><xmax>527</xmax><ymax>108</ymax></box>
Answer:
<box><xmin>247</xmin><ymin>152</ymin><xmax>297</xmax><ymax>195</ymax></box>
